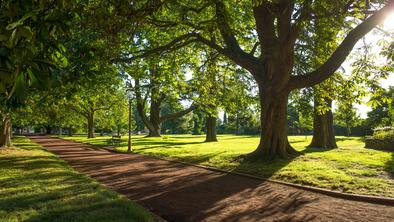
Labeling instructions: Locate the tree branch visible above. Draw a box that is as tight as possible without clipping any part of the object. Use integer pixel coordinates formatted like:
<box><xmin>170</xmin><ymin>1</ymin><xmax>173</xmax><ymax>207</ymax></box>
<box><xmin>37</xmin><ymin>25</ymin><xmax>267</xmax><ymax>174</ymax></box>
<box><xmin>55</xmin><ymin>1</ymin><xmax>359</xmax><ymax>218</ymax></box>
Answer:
<box><xmin>289</xmin><ymin>1</ymin><xmax>394</xmax><ymax>90</ymax></box>
<box><xmin>67</xmin><ymin>104</ymin><xmax>88</xmax><ymax>118</ymax></box>
<box><xmin>253</xmin><ymin>3</ymin><xmax>277</xmax><ymax>56</ymax></box>
<box><xmin>160</xmin><ymin>103</ymin><xmax>198</xmax><ymax>122</ymax></box>
<box><xmin>215</xmin><ymin>1</ymin><xmax>242</xmax><ymax>52</ymax></box>
<box><xmin>116</xmin><ymin>33</ymin><xmax>199</xmax><ymax>62</ymax></box>
<box><xmin>249</xmin><ymin>41</ymin><xmax>260</xmax><ymax>56</ymax></box>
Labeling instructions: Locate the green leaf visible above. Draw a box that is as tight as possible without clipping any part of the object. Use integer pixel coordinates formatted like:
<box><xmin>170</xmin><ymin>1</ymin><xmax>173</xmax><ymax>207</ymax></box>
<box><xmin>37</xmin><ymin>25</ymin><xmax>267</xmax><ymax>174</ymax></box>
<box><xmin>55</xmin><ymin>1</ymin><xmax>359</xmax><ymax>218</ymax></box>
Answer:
<box><xmin>0</xmin><ymin>35</ymin><xmax>8</xmax><ymax>42</ymax></box>
<box><xmin>18</xmin><ymin>26</ymin><xmax>33</xmax><ymax>40</ymax></box>
<box><xmin>14</xmin><ymin>73</ymin><xmax>27</xmax><ymax>99</ymax></box>
<box><xmin>39</xmin><ymin>26</ymin><xmax>49</xmax><ymax>41</ymax></box>
<box><xmin>7</xmin><ymin>29</ymin><xmax>18</xmax><ymax>48</ymax></box>
<box><xmin>6</xmin><ymin>11</ymin><xmax>36</xmax><ymax>30</ymax></box>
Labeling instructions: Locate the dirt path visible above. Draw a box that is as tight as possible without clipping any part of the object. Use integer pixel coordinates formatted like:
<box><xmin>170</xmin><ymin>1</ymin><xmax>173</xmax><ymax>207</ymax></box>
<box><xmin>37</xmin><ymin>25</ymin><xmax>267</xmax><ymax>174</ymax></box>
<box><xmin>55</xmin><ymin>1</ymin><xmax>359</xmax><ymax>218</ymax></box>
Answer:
<box><xmin>29</xmin><ymin>136</ymin><xmax>394</xmax><ymax>222</ymax></box>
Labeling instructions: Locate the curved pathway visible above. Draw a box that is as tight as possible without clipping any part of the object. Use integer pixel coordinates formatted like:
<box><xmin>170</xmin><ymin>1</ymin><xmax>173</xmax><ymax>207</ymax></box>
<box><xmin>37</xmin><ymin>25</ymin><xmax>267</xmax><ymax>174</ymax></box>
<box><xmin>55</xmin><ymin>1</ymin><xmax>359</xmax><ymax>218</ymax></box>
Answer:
<box><xmin>30</xmin><ymin>136</ymin><xmax>394</xmax><ymax>222</ymax></box>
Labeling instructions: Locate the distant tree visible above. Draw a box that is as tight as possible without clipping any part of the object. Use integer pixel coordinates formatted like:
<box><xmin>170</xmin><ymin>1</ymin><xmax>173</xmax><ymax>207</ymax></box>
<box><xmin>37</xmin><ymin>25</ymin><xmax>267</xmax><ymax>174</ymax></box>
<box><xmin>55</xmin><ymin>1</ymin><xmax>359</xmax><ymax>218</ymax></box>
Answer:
<box><xmin>130</xmin><ymin>54</ymin><xmax>197</xmax><ymax>137</ymax></box>
<box><xmin>335</xmin><ymin>102</ymin><xmax>360</xmax><ymax>136</ymax></box>
<box><xmin>64</xmin><ymin>71</ymin><xmax>124</xmax><ymax>138</ymax></box>
<box><xmin>96</xmin><ymin>95</ymin><xmax>131</xmax><ymax>136</ymax></box>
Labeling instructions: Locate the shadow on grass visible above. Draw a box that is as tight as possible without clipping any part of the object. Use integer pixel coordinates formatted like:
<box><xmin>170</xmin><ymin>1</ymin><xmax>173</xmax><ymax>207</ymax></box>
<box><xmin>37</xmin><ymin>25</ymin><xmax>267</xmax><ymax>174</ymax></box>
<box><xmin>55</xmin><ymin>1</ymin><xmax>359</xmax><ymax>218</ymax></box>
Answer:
<box><xmin>33</xmin><ymin>136</ymin><xmax>394</xmax><ymax>221</ymax></box>
<box><xmin>231</xmin><ymin>151</ymin><xmax>302</xmax><ymax>179</ymax></box>
<box><xmin>302</xmin><ymin>147</ymin><xmax>336</xmax><ymax>154</ymax></box>
<box><xmin>335</xmin><ymin>137</ymin><xmax>363</xmax><ymax>142</ymax></box>
<box><xmin>35</xmin><ymin>137</ymin><xmax>319</xmax><ymax>221</ymax></box>
<box><xmin>131</xmin><ymin>140</ymin><xmax>205</xmax><ymax>147</ymax></box>
<box><xmin>0</xmin><ymin>141</ymin><xmax>154</xmax><ymax>222</ymax></box>
<box><xmin>384</xmin><ymin>152</ymin><xmax>394</xmax><ymax>179</ymax></box>
<box><xmin>63</xmin><ymin>135</ymin><xmax>304</xmax><ymax>180</ymax></box>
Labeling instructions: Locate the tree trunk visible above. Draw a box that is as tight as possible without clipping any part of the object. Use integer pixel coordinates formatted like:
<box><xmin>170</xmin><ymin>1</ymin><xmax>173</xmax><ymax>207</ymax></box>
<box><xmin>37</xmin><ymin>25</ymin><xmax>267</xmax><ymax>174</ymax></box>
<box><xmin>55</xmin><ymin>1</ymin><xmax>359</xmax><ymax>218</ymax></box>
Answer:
<box><xmin>68</xmin><ymin>126</ymin><xmax>73</xmax><ymax>136</ymax></box>
<box><xmin>236</xmin><ymin>114</ymin><xmax>240</xmax><ymax>134</ymax></box>
<box><xmin>205</xmin><ymin>115</ymin><xmax>218</xmax><ymax>142</ymax></box>
<box><xmin>45</xmin><ymin>126</ymin><xmax>51</xmax><ymax>135</ymax></box>
<box><xmin>346</xmin><ymin>124</ymin><xmax>351</xmax><ymax>137</ymax></box>
<box><xmin>87</xmin><ymin>113</ymin><xmax>95</xmax><ymax>138</ymax></box>
<box><xmin>308</xmin><ymin>98</ymin><xmax>337</xmax><ymax>148</ymax></box>
<box><xmin>0</xmin><ymin>114</ymin><xmax>12</xmax><ymax>148</ymax></box>
<box><xmin>251</xmin><ymin>88</ymin><xmax>297</xmax><ymax>159</ymax></box>
<box><xmin>147</xmin><ymin>100</ymin><xmax>161</xmax><ymax>137</ymax></box>
<box><xmin>117</xmin><ymin>126</ymin><xmax>121</xmax><ymax>136</ymax></box>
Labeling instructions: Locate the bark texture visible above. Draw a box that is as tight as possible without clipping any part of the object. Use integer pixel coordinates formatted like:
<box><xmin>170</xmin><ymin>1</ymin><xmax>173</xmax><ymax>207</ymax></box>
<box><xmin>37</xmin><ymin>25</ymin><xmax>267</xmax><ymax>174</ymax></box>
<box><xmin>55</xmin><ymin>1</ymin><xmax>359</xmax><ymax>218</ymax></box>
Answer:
<box><xmin>148</xmin><ymin>99</ymin><xmax>162</xmax><ymax>137</ymax></box>
<box><xmin>205</xmin><ymin>116</ymin><xmax>217</xmax><ymax>142</ymax></box>
<box><xmin>87</xmin><ymin>112</ymin><xmax>95</xmax><ymax>138</ymax></box>
<box><xmin>251</xmin><ymin>89</ymin><xmax>296</xmax><ymax>159</ymax></box>
<box><xmin>0</xmin><ymin>114</ymin><xmax>12</xmax><ymax>148</ymax></box>
<box><xmin>308</xmin><ymin>98</ymin><xmax>337</xmax><ymax>148</ymax></box>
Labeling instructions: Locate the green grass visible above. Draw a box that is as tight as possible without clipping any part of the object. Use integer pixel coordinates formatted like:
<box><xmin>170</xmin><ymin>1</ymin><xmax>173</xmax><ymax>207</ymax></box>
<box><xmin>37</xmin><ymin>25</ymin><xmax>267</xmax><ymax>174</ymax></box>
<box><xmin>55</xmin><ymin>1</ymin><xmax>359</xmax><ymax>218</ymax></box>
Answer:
<box><xmin>0</xmin><ymin>136</ymin><xmax>156</xmax><ymax>222</ymax></box>
<box><xmin>60</xmin><ymin>134</ymin><xmax>394</xmax><ymax>197</ymax></box>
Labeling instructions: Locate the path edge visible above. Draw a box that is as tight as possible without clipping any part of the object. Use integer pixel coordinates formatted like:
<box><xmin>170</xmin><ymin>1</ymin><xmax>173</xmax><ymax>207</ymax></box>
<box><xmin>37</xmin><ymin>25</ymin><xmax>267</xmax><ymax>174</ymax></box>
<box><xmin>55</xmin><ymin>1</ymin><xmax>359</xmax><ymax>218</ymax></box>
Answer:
<box><xmin>55</xmin><ymin>136</ymin><xmax>394</xmax><ymax>207</ymax></box>
<box><xmin>28</xmin><ymin>136</ymin><xmax>167</xmax><ymax>222</ymax></box>
<box><xmin>161</xmin><ymin>157</ymin><xmax>394</xmax><ymax>206</ymax></box>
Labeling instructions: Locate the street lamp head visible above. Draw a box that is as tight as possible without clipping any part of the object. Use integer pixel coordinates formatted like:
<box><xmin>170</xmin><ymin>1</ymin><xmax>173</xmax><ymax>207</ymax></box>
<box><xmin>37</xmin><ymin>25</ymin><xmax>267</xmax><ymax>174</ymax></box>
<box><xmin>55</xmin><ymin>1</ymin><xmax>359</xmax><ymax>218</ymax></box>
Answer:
<box><xmin>125</xmin><ymin>80</ymin><xmax>133</xmax><ymax>100</ymax></box>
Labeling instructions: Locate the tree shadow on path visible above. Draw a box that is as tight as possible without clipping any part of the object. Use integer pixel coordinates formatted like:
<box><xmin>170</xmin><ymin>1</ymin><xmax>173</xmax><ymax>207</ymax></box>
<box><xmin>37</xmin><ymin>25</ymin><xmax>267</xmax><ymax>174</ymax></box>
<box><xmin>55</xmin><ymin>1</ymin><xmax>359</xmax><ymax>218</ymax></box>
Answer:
<box><xmin>30</xmin><ymin>136</ymin><xmax>394</xmax><ymax>222</ymax></box>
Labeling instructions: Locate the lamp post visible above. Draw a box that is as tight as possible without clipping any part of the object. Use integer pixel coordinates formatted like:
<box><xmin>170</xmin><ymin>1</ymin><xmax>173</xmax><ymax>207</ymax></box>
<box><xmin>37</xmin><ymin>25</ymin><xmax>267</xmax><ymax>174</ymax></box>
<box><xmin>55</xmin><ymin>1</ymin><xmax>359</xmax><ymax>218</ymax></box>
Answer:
<box><xmin>126</xmin><ymin>83</ymin><xmax>133</xmax><ymax>152</ymax></box>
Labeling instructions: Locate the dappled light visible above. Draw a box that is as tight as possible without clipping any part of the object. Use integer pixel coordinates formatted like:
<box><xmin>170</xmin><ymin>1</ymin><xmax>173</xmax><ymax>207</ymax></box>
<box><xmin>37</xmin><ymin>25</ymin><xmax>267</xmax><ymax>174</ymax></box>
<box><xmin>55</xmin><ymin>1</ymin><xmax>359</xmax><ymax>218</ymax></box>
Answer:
<box><xmin>29</xmin><ymin>136</ymin><xmax>394</xmax><ymax>221</ymax></box>
<box><xmin>0</xmin><ymin>137</ymin><xmax>154</xmax><ymax>222</ymax></box>
<box><xmin>61</xmin><ymin>134</ymin><xmax>394</xmax><ymax>198</ymax></box>
<box><xmin>2</xmin><ymin>1</ymin><xmax>394</xmax><ymax>221</ymax></box>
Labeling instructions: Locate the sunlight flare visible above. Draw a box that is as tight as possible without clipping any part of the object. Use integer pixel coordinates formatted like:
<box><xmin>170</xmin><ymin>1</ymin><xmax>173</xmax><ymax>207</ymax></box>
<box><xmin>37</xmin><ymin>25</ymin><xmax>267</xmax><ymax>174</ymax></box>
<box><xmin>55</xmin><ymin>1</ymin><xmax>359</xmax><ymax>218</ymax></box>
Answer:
<box><xmin>383</xmin><ymin>12</ymin><xmax>394</xmax><ymax>30</ymax></box>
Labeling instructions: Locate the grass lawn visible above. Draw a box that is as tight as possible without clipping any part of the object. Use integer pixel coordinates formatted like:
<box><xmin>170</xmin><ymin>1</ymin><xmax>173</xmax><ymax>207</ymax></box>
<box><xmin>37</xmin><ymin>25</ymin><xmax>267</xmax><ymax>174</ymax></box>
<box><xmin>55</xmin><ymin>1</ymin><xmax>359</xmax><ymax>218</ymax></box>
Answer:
<box><xmin>0</xmin><ymin>136</ymin><xmax>156</xmax><ymax>222</ymax></box>
<box><xmin>60</xmin><ymin>134</ymin><xmax>394</xmax><ymax>198</ymax></box>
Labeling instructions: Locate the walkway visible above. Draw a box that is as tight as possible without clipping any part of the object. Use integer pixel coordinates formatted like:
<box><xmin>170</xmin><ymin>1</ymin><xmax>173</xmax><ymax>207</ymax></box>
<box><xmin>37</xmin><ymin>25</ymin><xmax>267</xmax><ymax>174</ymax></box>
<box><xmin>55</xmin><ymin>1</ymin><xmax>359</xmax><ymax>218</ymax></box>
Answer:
<box><xmin>30</xmin><ymin>136</ymin><xmax>394</xmax><ymax>222</ymax></box>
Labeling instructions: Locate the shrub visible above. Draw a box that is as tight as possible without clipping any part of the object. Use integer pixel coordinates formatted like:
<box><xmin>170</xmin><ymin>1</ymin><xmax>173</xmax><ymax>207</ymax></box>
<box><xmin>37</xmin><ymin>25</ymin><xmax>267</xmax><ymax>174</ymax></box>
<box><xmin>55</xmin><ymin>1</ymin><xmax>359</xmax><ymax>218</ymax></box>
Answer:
<box><xmin>372</xmin><ymin>126</ymin><xmax>394</xmax><ymax>140</ymax></box>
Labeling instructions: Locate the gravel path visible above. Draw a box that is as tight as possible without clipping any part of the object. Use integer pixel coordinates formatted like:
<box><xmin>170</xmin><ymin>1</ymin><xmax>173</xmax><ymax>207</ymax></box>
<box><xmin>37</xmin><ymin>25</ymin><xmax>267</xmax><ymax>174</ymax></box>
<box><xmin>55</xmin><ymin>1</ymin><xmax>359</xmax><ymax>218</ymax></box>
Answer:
<box><xmin>30</xmin><ymin>136</ymin><xmax>394</xmax><ymax>222</ymax></box>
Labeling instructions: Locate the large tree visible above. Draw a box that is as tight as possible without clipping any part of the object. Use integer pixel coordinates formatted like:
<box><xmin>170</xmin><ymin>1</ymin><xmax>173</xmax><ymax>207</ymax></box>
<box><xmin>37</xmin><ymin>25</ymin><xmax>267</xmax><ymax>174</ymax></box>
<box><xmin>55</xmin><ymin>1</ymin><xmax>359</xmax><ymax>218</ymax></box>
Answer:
<box><xmin>122</xmin><ymin>0</ymin><xmax>394</xmax><ymax>158</ymax></box>
<box><xmin>131</xmin><ymin>56</ymin><xmax>197</xmax><ymax>137</ymax></box>
<box><xmin>0</xmin><ymin>0</ymin><xmax>72</xmax><ymax>147</ymax></box>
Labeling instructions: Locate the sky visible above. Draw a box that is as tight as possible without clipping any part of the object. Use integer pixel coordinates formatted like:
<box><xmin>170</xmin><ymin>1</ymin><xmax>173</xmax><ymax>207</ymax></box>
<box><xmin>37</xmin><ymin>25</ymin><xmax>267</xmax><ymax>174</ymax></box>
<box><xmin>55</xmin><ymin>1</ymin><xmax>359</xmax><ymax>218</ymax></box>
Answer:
<box><xmin>339</xmin><ymin>13</ymin><xmax>394</xmax><ymax>118</ymax></box>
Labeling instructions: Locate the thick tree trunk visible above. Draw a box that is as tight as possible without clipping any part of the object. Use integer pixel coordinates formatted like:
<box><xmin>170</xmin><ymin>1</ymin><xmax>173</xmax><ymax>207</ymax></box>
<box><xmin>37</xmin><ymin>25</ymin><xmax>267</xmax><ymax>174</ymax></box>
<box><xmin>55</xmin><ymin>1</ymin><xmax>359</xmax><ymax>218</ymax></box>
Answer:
<box><xmin>0</xmin><ymin>114</ymin><xmax>12</xmax><ymax>148</ymax></box>
<box><xmin>205</xmin><ymin>115</ymin><xmax>217</xmax><ymax>142</ymax></box>
<box><xmin>251</xmin><ymin>89</ymin><xmax>297</xmax><ymax>159</ymax></box>
<box><xmin>308</xmin><ymin>98</ymin><xmax>337</xmax><ymax>148</ymax></box>
<box><xmin>87</xmin><ymin>113</ymin><xmax>95</xmax><ymax>138</ymax></box>
<box><xmin>147</xmin><ymin>100</ymin><xmax>161</xmax><ymax>137</ymax></box>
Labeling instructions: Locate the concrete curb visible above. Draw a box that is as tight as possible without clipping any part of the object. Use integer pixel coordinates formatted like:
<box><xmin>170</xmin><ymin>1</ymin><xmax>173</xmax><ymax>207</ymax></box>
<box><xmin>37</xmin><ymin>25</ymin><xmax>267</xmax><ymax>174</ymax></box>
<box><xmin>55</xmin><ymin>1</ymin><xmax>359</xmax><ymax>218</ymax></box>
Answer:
<box><xmin>154</xmin><ymin>157</ymin><xmax>394</xmax><ymax>206</ymax></box>
<box><xmin>56</xmin><ymin>136</ymin><xmax>394</xmax><ymax>207</ymax></box>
